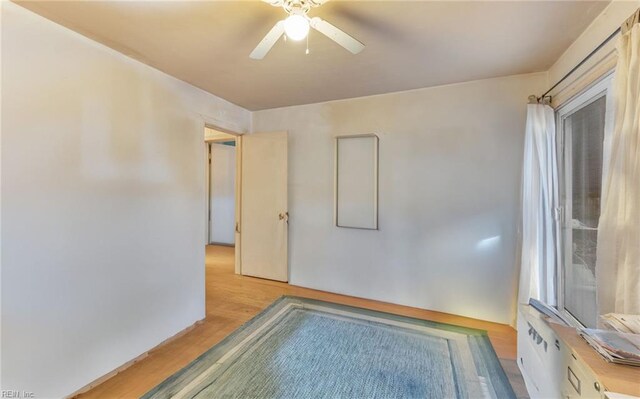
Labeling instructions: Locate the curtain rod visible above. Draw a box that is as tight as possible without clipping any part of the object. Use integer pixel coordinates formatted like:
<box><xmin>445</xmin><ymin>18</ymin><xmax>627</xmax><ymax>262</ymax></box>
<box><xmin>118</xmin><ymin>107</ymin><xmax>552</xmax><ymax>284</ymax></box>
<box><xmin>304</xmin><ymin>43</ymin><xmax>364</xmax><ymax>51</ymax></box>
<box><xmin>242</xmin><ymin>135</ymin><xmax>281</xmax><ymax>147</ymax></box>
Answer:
<box><xmin>538</xmin><ymin>26</ymin><xmax>621</xmax><ymax>101</ymax></box>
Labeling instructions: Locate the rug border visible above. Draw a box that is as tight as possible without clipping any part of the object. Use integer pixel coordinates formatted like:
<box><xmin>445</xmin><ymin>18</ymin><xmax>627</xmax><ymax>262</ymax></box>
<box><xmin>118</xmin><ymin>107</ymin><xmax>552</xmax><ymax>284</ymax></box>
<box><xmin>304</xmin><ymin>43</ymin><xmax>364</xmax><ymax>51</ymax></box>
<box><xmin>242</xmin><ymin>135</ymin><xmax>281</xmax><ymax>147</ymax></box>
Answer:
<box><xmin>141</xmin><ymin>296</ymin><xmax>292</xmax><ymax>399</ymax></box>
<box><xmin>470</xmin><ymin>332</ymin><xmax>516</xmax><ymax>398</ymax></box>
<box><xmin>141</xmin><ymin>295</ymin><xmax>514</xmax><ymax>399</ymax></box>
<box><xmin>284</xmin><ymin>295</ymin><xmax>489</xmax><ymax>336</ymax></box>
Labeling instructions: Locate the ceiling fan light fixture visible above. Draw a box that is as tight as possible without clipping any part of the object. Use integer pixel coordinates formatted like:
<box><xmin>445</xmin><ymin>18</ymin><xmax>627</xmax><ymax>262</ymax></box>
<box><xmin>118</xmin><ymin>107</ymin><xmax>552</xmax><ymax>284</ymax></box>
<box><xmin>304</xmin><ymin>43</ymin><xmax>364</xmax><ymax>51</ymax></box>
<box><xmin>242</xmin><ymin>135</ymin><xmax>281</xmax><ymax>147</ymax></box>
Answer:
<box><xmin>283</xmin><ymin>14</ymin><xmax>309</xmax><ymax>41</ymax></box>
<box><xmin>250</xmin><ymin>0</ymin><xmax>365</xmax><ymax>59</ymax></box>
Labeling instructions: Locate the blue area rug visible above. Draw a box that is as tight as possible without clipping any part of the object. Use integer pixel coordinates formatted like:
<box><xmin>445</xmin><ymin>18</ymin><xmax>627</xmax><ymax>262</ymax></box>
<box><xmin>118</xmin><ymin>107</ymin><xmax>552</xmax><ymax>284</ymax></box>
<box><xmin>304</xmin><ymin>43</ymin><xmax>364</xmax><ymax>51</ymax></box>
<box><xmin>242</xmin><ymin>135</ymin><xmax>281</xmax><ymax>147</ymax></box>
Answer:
<box><xmin>142</xmin><ymin>296</ymin><xmax>515</xmax><ymax>399</ymax></box>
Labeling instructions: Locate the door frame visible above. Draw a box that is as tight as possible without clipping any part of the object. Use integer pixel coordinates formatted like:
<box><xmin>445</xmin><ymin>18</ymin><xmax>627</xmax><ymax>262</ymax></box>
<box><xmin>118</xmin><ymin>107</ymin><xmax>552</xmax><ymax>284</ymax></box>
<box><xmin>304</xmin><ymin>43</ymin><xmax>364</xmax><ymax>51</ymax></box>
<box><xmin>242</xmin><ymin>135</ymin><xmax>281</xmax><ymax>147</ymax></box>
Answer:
<box><xmin>203</xmin><ymin>123</ymin><xmax>243</xmax><ymax>275</ymax></box>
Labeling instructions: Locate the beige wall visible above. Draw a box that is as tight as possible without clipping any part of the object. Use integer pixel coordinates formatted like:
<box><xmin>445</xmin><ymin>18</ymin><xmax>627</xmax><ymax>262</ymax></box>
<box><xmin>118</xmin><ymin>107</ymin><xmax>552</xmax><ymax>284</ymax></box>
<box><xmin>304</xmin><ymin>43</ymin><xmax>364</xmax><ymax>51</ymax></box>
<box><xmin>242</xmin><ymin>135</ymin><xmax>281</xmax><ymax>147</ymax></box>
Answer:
<box><xmin>252</xmin><ymin>72</ymin><xmax>547</xmax><ymax>326</ymax></box>
<box><xmin>1</xmin><ymin>2</ymin><xmax>249</xmax><ymax>397</ymax></box>
<box><xmin>547</xmin><ymin>0</ymin><xmax>640</xmax><ymax>104</ymax></box>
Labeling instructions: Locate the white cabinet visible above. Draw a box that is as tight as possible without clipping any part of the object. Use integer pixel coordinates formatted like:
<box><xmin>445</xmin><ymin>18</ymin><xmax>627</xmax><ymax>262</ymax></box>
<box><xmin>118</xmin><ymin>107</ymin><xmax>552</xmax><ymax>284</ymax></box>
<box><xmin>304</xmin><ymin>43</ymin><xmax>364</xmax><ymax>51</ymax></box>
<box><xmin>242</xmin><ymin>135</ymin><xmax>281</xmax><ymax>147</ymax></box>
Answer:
<box><xmin>517</xmin><ymin>306</ymin><xmax>605</xmax><ymax>399</ymax></box>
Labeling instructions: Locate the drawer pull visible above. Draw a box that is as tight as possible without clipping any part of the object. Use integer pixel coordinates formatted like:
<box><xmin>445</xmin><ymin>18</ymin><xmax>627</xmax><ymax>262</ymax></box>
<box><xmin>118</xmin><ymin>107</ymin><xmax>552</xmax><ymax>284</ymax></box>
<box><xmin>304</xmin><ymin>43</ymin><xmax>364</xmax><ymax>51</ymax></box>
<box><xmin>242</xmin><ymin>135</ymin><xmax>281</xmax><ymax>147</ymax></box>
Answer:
<box><xmin>594</xmin><ymin>381</ymin><xmax>600</xmax><ymax>392</ymax></box>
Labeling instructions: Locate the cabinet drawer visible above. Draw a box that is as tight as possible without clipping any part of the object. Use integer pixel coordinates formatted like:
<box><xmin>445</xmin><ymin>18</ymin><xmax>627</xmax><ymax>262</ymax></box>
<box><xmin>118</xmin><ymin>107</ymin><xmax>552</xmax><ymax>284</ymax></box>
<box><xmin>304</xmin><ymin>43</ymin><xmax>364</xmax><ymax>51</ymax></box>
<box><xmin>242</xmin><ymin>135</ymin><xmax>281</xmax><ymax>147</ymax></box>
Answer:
<box><xmin>561</xmin><ymin>353</ymin><xmax>603</xmax><ymax>399</ymax></box>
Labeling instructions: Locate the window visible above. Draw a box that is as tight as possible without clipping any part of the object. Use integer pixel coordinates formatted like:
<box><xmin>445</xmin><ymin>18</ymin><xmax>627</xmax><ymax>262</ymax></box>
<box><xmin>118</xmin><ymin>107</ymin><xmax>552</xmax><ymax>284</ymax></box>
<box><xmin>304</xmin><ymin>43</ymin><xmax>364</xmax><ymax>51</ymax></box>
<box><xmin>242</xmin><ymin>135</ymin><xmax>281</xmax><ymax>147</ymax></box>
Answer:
<box><xmin>556</xmin><ymin>76</ymin><xmax>613</xmax><ymax>328</ymax></box>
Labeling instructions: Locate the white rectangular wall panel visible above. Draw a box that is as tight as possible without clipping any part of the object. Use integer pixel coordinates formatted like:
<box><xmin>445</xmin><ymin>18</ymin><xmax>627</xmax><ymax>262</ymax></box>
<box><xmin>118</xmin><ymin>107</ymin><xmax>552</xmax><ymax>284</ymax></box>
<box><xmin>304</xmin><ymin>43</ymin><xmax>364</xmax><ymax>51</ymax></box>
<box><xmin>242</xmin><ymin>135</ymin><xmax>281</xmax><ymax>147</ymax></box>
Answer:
<box><xmin>335</xmin><ymin>135</ymin><xmax>378</xmax><ymax>229</ymax></box>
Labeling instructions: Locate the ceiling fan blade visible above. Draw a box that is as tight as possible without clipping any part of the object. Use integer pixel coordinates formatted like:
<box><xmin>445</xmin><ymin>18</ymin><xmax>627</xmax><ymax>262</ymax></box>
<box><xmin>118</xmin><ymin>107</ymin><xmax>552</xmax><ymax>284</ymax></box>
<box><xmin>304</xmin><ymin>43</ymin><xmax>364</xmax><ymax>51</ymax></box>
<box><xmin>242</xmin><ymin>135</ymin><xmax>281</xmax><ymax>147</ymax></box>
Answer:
<box><xmin>309</xmin><ymin>17</ymin><xmax>364</xmax><ymax>54</ymax></box>
<box><xmin>261</xmin><ymin>0</ymin><xmax>284</xmax><ymax>6</ymax></box>
<box><xmin>250</xmin><ymin>21</ymin><xmax>285</xmax><ymax>60</ymax></box>
<box><xmin>263</xmin><ymin>0</ymin><xmax>326</xmax><ymax>7</ymax></box>
<box><xmin>307</xmin><ymin>0</ymin><xmax>330</xmax><ymax>6</ymax></box>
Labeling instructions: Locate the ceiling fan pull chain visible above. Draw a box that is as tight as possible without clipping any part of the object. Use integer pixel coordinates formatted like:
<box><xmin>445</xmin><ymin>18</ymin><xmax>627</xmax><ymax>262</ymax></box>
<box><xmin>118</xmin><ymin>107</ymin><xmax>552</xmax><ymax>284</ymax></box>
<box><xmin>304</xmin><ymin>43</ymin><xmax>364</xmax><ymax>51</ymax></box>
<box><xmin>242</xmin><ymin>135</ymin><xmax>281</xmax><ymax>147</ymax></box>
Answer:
<box><xmin>306</xmin><ymin>33</ymin><xmax>310</xmax><ymax>55</ymax></box>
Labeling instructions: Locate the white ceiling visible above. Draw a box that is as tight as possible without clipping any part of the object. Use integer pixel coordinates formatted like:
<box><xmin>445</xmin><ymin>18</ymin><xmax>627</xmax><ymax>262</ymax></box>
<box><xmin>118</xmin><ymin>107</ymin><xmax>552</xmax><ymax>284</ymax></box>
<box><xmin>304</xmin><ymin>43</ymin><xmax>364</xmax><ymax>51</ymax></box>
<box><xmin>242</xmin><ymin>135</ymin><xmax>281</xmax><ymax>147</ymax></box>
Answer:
<box><xmin>17</xmin><ymin>1</ymin><xmax>609</xmax><ymax>110</ymax></box>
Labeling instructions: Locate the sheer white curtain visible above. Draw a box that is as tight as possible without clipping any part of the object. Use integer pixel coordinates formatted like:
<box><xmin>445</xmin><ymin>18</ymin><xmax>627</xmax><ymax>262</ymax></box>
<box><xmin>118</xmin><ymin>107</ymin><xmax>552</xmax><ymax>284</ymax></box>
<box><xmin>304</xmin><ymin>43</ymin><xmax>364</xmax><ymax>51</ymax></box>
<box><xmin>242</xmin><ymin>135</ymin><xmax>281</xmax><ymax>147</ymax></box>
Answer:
<box><xmin>596</xmin><ymin>15</ymin><xmax>640</xmax><ymax>315</ymax></box>
<box><xmin>519</xmin><ymin>103</ymin><xmax>558</xmax><ymax>305</ymax></box>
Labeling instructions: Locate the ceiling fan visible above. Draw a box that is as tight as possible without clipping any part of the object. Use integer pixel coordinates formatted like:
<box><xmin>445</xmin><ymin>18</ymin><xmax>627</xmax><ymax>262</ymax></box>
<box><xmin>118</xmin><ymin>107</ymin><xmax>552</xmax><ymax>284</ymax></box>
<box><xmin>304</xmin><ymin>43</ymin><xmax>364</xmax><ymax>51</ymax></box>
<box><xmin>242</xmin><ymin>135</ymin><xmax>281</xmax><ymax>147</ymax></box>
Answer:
<box><xmin>250</xmin><ymin>0</ymin><xmax>365</xmax><ymax>60</ymax></box>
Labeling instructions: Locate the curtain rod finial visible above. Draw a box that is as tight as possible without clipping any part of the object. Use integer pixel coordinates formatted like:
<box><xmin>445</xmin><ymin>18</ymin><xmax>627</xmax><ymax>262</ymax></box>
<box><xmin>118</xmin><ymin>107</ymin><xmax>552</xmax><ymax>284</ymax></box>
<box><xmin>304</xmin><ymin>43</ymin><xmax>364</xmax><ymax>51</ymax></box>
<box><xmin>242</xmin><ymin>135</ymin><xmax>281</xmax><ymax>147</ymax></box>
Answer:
<box><xmin>528</xmin><ymin>95</ymin><xmax>538</xmax><ymax>104</ymax></box>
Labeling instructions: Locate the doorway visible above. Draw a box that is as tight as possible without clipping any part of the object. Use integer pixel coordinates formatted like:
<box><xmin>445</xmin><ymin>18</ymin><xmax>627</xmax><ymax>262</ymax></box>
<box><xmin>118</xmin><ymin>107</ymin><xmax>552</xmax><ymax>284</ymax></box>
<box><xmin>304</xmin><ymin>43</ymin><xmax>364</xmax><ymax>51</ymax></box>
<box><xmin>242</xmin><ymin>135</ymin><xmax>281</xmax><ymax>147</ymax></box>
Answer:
<box><xmin>205</xmin><ymin>127</ymin><xmax>239</xmax><ymax>254</ymax></box>
<box><xmin>204</xmin><ymin>126</ymin><xmax>289</xmax><ymax>282</ymax></box>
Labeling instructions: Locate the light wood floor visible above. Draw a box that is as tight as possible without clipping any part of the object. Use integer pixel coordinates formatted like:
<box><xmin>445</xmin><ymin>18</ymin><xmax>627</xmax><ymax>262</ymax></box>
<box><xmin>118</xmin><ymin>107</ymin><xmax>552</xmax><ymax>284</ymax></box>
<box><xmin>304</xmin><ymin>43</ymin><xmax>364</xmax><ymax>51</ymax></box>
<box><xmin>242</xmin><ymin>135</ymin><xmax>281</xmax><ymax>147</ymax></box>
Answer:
<box><xmin>77</xmin><ymin>245</ymin><xmax>528</xmax><ymax>398</ymax></box>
